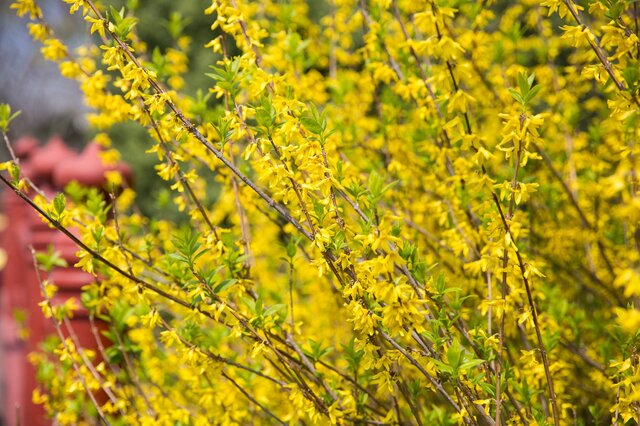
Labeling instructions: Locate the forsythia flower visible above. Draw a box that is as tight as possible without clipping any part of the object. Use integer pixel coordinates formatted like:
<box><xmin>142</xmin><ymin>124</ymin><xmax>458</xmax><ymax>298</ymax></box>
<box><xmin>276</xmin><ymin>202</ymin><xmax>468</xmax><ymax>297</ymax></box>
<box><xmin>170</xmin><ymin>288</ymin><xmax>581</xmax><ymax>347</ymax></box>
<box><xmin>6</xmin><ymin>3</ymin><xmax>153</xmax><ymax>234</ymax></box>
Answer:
<box><xmin>11</xmin><ymin>0</ymin><xmax>640</xmax><ymax>424</ymax></box>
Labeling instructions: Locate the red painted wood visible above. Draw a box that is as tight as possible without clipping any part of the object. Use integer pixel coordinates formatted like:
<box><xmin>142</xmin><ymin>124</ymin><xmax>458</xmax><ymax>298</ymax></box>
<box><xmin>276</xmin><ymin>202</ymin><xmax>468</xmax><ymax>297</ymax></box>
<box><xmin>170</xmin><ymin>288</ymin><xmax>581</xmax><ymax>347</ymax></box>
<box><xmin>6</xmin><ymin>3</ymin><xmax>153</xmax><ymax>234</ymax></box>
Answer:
<box><xmin>1</xmin><ymin>136</ymin><xmax>131</xmax><ymax>425</ymax></box>
<box><xmin>53</xmin><ymin>142</ymin><xmax>132</xmax><ymax>189</ymax></box>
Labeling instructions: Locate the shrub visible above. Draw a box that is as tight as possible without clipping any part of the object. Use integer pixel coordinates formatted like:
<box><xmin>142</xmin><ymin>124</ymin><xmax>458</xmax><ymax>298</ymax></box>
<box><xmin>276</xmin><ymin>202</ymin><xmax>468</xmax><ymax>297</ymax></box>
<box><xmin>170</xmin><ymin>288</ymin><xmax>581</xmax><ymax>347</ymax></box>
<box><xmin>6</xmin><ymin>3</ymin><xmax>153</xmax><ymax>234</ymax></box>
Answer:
<box><xmin>3</xmin><ymin>0</ymin><xmax>640</xmax><ymax>424</ymax></box>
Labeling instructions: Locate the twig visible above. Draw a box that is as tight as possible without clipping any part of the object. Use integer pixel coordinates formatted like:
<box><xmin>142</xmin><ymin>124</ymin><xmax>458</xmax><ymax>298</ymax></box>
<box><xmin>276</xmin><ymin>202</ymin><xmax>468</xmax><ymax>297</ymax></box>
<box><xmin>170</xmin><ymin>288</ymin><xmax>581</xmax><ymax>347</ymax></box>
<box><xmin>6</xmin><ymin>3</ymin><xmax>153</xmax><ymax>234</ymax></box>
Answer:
<box><xmin>562</xmin><ymin>0</ymin><xmax>640</xmax><ymax>107</ymax></box>
<box><xmin>221</xmin><ymin>371</ymin><xmax>287</xmax><ymax>425</ymax></box>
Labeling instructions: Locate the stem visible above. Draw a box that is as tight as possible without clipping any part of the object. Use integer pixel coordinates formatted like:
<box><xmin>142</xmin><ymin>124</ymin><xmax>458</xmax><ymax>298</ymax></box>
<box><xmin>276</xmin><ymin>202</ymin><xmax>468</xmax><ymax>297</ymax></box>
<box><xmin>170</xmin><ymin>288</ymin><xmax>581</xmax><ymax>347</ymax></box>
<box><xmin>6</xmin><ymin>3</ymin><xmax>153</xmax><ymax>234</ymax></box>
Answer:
<box><xmin>143</xmin><ymin>103</ymin><xmax>221</xmax><ymax>241</ymax></box>
<box><xmin>492</xmin><ymin>193</ymin><xmax>560</xmax><ymax>426</ymax></box>
<box><xmin>288</xmin><ymin>259</ymin><xmax>295</xmax><ymax>331</ymax></box>
<box><xmin>221</xmin><ymin>371</ymin><xmax>287</xmax><ymax>425</ymax></box>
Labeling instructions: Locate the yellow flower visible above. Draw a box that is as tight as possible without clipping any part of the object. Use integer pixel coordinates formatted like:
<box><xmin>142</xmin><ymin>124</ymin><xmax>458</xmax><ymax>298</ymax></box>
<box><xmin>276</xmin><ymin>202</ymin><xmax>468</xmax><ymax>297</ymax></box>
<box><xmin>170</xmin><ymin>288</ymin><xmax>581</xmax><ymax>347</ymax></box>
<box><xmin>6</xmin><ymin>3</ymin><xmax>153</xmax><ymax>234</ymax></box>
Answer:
<box><xmin>10</xmin><ymin>0</ymin><xmax>42</xmax><ymax>19</ymax></box>
<box><xmin>41</xmin><ymin>38</ymin><xmax>67</xmax><ymax>61</ymax></box>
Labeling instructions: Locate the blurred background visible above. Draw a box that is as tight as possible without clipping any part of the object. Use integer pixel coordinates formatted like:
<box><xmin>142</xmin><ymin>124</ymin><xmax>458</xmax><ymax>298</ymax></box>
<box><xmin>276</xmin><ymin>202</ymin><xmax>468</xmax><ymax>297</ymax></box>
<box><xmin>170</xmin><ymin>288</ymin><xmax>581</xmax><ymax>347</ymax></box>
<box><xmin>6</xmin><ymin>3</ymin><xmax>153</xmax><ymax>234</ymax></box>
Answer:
<box><xmin>0</xmin><ymin>0</ymin><xmax>223</xmax><ymax>221</ymax></box>
<box><xmin>0</xmin><ymin>0</ymin><xmax>87</xmax><ymax>146</ymax></box>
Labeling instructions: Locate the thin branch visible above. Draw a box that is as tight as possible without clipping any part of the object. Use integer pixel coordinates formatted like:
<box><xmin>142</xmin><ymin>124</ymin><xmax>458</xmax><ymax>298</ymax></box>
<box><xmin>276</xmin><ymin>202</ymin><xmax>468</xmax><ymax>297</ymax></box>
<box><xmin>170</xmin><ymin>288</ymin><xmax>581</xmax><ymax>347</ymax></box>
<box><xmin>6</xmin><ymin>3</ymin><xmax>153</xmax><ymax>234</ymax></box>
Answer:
<box><xmin>221</xmin><ymin>371</ymin><xmax>287</xmax><ymax>425</ymax></box>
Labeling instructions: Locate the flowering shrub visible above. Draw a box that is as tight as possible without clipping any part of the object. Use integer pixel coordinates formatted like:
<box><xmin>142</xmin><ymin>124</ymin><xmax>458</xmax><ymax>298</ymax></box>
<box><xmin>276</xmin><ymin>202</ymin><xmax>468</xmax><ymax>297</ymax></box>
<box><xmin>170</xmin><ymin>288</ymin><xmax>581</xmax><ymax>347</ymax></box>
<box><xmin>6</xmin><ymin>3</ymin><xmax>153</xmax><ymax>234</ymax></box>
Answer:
<box><xmin>2</xmin><ymin>0</ymin><xmax>640</xmax><ymax>424</ymax></box>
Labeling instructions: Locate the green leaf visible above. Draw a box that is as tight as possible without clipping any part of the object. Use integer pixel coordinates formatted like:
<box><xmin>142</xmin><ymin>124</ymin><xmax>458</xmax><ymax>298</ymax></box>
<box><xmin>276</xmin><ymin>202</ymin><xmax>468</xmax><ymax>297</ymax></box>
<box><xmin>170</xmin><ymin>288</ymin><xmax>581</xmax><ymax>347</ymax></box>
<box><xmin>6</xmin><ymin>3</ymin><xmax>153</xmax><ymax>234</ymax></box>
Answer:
<box><xmin>300</xmin><ymin>116</ymin><xmax>323</xmax><ymax>135</ymax></box>
<box><xmin>517</xmin><ymin>73</ymin><xmax>528</xmax><ymax>97</ymax></box>
<box><xmin>341</xmin><ymin>338</ymin><xmax>364</xmax><ymax>372</ymax></box>
<box><xmin>205</xmin><ymin>71</ymin><xmax>223</xmax><ymax>81</ymax></box>
<box><xmin>0</xmin><ymin>104</ymin><xmax>21</xmax><ymax>132</ymax></box>
<box><xmin>9</xmin><ymin>163</ymin><xmax>20</xmax><ymax>185</ymax></box>
<box><xmin>623</xmin><ymin>65</ymin><xmax>639</xmax><ymax>91</ymax></box>
<box><xmin>508</xmin><ymin>88</ymin><xmax>524</xmax><ymax>104</ymax></box>
<box><xmin>255</xmin><ymin>95</ymin><xmax>276</xmax><ymax>130</ymax></box>
<box><xmin>527</xmin><ymin>72</ymin><xmax>535</xmax><ymax>88</ymax></box>
<box><xmin>368</xmin><ymin>170</ymin><xmax>384</xmax><ymax>199</ymax></box>
<box><xmin>264</xmin><ymin>303</ymin><xmax>286</xmax><ymax>317</ymax></box>
<box><xmin>213</xmin><ymin>116</ymin><xmax>232</xmax><ymax>144</ymax></box>
<box><xmin>171</xmin><ymin>229</ymin><xmax>206</xmax><ymax>267</ymax></box>
<box><xmin>164</xmin><ymin>11</ymin><xmax>190</xmax><ymax>39</ymax></box>
<box><xmin>432</xmin><ymin>359</ymin><xmax>454</xmax><ymax>376</ymax></box>
<box><xmin>435</xmin><ymin>273</ymin><xmax>446</xmax><ymax>294</ymax></box>
<box><xmin>523</xmin><ymin>84</ymin><xmax>541</xmax><ymax>103</ymax></box>
<box><xmin>213</xmin><ymin>278</ymin><xmax>237</xmax><ymax>294</ymax></box>
<box><xmin>92</xmin><ymin>225</ymin><xmax>104</xmax><ymax>245</ymax></box>
<box><xmin>380</xmin><ymin>180</ymin><xmax>398</xmax><ymax>196</ymax></box>
<box><xmin>53</xmin><ymin>193</ymin><xmax>66</xmax><ymax>216</ymax></box>
<box><xmin>286</xmin><ymin>237</ymin><xmax>298</xmax><ymax>258</ymax></box>
<box><xmin>191</xmin><ymin>246</ymin><xmax>207</xmax><ymax>263</ymax></box>
<box><xmin>108</xmin><ymin>6</ymin><xmax>124</xmax><ymax>24</ymax></box>
<box><xmin>301</xmin><ymin>103</ymin><xmax>328</xmax><ymax>136</ymax></box>
<box><xmin>304</xmin><ymin>339</ymin><xmax>333</xmax><ymax>362</ymax></box>
<box><xmin>35</xmin><ymin>245</ymin><xmax>68</xmax><ymax>272</ymax></box>
<box><xmin>206</xmin><ymin>61</ymin><xmax>241</xmax><ymax>97</ymax></box>
<box><xmin>604</xmin><ymin>1</ymin><xmax>624</xmax><ymax>20</ymax></box>
<box><xmin>459</xmin><ymin>359</ymin><xmax>485</xmax><ymax>371</ymax></box>
<box><xmin>117</xmin><ymin>16</ymin><xmax>138</xmax><ymax>38</ymax></box>
<box><xmin>254</xmin><ymin>297</ymin><xmax>263</xmax><ymax>316</ymax></box>
<box><xmin>446</xmin><ymin>339</ymin><xmax>463</xmax><ymax>370</ymax></box>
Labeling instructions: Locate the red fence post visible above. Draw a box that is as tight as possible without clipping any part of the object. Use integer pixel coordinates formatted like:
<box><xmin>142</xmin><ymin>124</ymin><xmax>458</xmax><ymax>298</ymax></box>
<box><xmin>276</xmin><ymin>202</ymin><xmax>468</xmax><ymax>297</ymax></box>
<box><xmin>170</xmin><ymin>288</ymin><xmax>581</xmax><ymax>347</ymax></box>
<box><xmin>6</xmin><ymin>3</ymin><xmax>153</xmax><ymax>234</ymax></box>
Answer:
<box><xmin>1</xmin><ymin>137</ymin><xmax>131</xmax><ymax>426</ymax></box>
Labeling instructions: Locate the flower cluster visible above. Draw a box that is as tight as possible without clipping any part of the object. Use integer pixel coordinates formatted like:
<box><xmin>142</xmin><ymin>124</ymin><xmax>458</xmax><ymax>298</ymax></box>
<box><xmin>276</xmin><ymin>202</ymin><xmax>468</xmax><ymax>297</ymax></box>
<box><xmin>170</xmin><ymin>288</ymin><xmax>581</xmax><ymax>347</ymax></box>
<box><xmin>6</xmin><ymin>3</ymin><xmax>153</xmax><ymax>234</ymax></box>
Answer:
<box><xmin>4</xmin><ymin>0</ymin><xmax>640</xmax><ymax>424</ymax></box>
